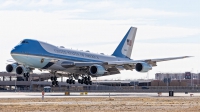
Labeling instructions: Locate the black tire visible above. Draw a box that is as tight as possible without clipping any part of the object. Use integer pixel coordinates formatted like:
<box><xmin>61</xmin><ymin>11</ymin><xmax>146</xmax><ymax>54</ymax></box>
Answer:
<box><xmin>51</xmin><ymin>77</ymin><xmax>54</xmax><ymax>81</ymax></box>
<box><xmin>73</xmin><ymin>80</ymin><xmax>75</xmax><ymax>84</ymax></box>
<box><xmin>85</xmin><ymin>81</ymin><xmax>88</xmax><ymax>85</ymax></box>
<box><xmin>80</xmin><ymin>80</ymin><xmax>83</xmax><ymax>84</ymax></box>
<box><xmin>84</xmin><ymin>77</ymin><xmax>87</xmax><ymax>81</ymax></box>
<box><xmin>88</xmin><ymin>77</ymin><xmax>91</xmax><ymax>81</ymax></box>
<box><xmin>66</xmin><ymin>79</ymin><xmax>69</xmax><ymax>83</ymax></box>
<box><xmin>55</xmin><ymin>81</ymin><xmax>59</xmax><ymax>85</ymax></box>
<box><xmin>23</xmin><ymin>73</ymin><xmax>26</xmax><ymax>77</ymax></box>
<box><xmin>78</xmin><ymin>79</ymin><xmax>81</xmax><ymax>83</ymax></box>
<box><xmin>54</xmin><ymin>77</ymin><xmax>57</xmax><ymax>81</ymax></box>
<box><xmin>26</xmin><ymin>73</ymin><xmax>30</xmax><ymax>77</ymax></box>
<box><xmin>24</xmin><ymin>73</ymin><xmax>29</xmax><ymax>77</ymax></box>
<box><xmin>89</xmin><ymin>81</ymin><xmax>92</xmax><ymax>85</ymax></box>
<box><xmin>52</xmin><ymin>81</ymin><xmax>55</xmax><ymax>85</ymax></box>
<box><xmin>69</xmin><ymin>80</ymin><xmax>72</xmax><ymax>84</ymax></box>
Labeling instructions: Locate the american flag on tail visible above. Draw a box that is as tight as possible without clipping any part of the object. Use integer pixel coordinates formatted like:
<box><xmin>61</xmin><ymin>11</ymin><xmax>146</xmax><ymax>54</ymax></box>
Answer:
<box><xmin>127</xmin><ymin>39</ymin><xmax>132</xmax><ymax>46</ymax></box>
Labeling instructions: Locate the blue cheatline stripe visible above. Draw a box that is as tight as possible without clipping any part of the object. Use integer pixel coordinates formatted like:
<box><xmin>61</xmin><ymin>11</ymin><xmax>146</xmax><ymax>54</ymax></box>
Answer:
<box><xmin>42</xmin><ymin>62</ymin><xmax>54</xmax><ymax>69</ymax></box>
<box><xmin>12</xmin><ymin>53</ymin><xmax>103</xmax><ymax>63</ymax></box>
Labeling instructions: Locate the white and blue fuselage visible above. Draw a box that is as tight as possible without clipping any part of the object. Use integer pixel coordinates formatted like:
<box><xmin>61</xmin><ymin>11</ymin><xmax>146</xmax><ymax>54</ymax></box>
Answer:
<box><xmin>11</xmin><ymin>39</ymin><xmax>131</xmax><ymax>73</ymax></box>
<box><xmin>8</xmin><ymin>27</ymin><xmax>190</xmax><ymax>79</ymax></box>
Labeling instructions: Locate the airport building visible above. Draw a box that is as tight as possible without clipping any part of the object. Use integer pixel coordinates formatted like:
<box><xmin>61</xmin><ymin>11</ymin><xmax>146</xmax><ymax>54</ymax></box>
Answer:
<box><xmin>0</xmin><ymin>72</ymin><xmax>200</xmax><ymax>92</ymax></box>
<box><xmin>154</xmin><ymin>72</ymin><xmax>200</xmax><ymax>87</ymax></box>
<box><xmin>155</xmin><ymin>72</ymin><xmax>200</xmax><ymax>80</ymax></box>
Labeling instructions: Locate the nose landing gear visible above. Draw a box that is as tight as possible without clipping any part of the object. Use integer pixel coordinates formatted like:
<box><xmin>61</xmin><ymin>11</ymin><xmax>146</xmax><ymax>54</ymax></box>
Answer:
<box><xmin>23</xmin><ymin>73</ymin><xmax>30</xmax><ymax>81</ymax></box>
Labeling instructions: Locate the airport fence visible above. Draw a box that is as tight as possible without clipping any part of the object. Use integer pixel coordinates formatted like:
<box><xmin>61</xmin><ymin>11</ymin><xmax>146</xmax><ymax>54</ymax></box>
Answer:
<box><xmin>26</xmin><ymin>85</ymin><xmax>200</xmax><ymax>93</ymax></box>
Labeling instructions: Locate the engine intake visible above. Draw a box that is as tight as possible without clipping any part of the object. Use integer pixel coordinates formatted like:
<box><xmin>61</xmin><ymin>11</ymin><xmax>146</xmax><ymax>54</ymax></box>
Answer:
<box><xmin>16</xmin><ymin>66</ymin><xmax>30</xmax><ymax>75</ymax></box>
<box><xmin>6</xmin><ymin>64</ymin><xmax>17</xmax><ymax>74</ymax></box>
<box><xmin>89</xmin><ymin>64</ymin><xmax>106</xmax><ymax>76</ymax></box>
<box><xmin>135</xmin><ymin>63</ymin><xmax>152</xmax><ymax>72</ymax></box>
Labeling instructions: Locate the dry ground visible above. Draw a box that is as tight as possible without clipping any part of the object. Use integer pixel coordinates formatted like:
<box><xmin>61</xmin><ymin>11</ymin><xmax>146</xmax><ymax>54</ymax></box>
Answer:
<box><xmin>0</xmin><ymin>97</ymin><xmax>200</xmax><ymax>112</ymax></box>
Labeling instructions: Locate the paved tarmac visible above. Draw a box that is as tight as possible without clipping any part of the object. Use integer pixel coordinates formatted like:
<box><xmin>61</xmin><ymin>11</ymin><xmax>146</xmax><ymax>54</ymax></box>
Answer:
<box><xmin>0</xmin><ymin>92</ymin><xmax>199</xmax><ymax>98</ymax></box>
<box><xmin>0</xmin><ymin>92</ymin><xmax>200</xmax><ymax>112</ymax></box>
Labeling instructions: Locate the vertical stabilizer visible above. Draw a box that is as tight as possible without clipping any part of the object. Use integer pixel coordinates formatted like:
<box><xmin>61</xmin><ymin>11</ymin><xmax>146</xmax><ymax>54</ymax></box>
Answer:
<box><xmin>112</xmin><ymin>27</ymin><xmax>137</xmax><ymax>59</ymax></box>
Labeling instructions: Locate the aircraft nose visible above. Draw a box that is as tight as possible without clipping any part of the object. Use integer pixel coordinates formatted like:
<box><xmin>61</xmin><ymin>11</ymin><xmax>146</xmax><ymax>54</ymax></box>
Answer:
<box><xmin>11</xmin><ymin>45</ymin><xmax>19</xmax><ymax>54</ymax></box>
<box><xmin>11</xmin><ymin>48</ymin><xmax>16</xmax><ymax>54</ymax></box>
<box><xmin>11</xmin><ymin>43</ymin><xmax>23</xmax><ymax>53</ymax></box>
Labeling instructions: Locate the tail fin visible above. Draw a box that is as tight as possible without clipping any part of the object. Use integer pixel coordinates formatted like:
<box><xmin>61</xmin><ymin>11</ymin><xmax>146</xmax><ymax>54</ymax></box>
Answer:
<box><xmin>112</xmin><ymin>27</ymin><xmax>137</xmax><ymax>59</ymax></box>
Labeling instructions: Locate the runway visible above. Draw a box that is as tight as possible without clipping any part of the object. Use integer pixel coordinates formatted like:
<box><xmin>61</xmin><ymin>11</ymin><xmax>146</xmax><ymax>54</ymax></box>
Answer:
<box><xmin>0</xmin><ymin>92</ymin><xmax>200</xmax><ymax>112</ymax></box>
<box><xmin>0</xmin><ymin>92</ymin><xmax>200</xmax><ymax>98</ymax></box>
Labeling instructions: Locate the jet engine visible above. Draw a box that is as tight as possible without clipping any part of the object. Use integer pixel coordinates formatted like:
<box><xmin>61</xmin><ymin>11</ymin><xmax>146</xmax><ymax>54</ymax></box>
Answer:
<box><xmin>6</xmin><ymin>64</ymin><xmax>18</xmax><ymax>74</ymax></box>
<box><xmin>135</xmin><ymin>63</ymin><xmax>152</xmax><ymax>72</ymax></box>
<box><xmin>89</xmin><ymin>64</ymin><xmax>106</xmax><ymax>76</ymax></box>
<box><xmin>16</xmin><ymin>66</ymin><xmax>30</xmax><ymax>75</ymax></box>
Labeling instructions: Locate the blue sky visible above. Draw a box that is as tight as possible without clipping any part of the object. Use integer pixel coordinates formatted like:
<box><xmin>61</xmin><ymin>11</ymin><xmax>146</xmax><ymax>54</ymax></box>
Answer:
<box><xmin>0</xmin><ymin>0</ymin><xmax>199</xmax><ymax>79</ymax></box>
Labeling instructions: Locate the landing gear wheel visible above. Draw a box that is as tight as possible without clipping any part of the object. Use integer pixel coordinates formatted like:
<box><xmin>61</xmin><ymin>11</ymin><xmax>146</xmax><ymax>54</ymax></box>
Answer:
<box><xmin>26</xmin><ymin>73</ymin><xmax>30</xmax><ymax>77</ymax></box>
<box><xmin>51</xmin><ymin>77</ymin><xmax>54</xmax><ymax>81</ymax></box>
<box><xmin>84</xmin><ymin>77</ymin><xmax>87</xmax><ymax>81</ymax></box>
<box><xmin>85</xmin><ymin>81</ymin><xmax>88</xmax><ymax>85</ymax></box>
<box><xmin>72</xmin><ymin>80</ymin><xmax>75</xmax><ymax>84</ymax></box>
<box><xmin>55</xmin><ymin>81</ymin><xmax>59</xmax><ymax>86</ymax></box>
<box><xmin>24</xmin><ymin>73</ymin><xmax>29</xmax><ymax>77</ymax></box>
<box><xmin>89</xmin><ymin>81</ymin><xmax>92</xmax><ymax>85</ymax></box>
<box><xmin>81</xmin><ymin>80</ymin><xmax>83</xmax><ymax>84</ymax></box>
<box><xmin>66</xmin><ymin>79</ymin><xmax>69</xmax><ymax>83</ymax></box>
<box><xmin>69</xmin><ymin>80</ymin><xmax>72</xmax><ymax>84</ymax></box>
<box><xmin>54</xmin><ymin>77</ymin><xmax>57</xmax><ymax>81</ymax></box>
<box><xmin>23</xmin><ymin>73</ymin><xmax>26</xmax><ymax>77</ymax></box>
<box><xmin>88</xmin><ymin>77</ymin><xmax>91</xmax><ymax>81</ymax></box>
<box><xmin>52</xmin><ymin>81</ymin><xmax>55</xmax><ymax>85</ymax></box>
<box><xmin>78</xmin><ymin>79</ymin><xmax>81</xmax><ymax>83</ymax></box>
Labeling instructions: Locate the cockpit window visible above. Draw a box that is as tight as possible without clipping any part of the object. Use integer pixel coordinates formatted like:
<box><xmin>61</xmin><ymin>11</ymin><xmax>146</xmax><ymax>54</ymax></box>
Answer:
<box><xmin>21</xmin><ymin>40</ymin><xmax>29</xmax><ymax>44</ymax></box>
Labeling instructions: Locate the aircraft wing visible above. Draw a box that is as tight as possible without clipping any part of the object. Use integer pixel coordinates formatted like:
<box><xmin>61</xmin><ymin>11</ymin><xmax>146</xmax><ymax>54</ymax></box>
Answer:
<box><xmin>106</xmin><ymin>56</ymin><xmax>191</xmax><ymax>71</ymax></box>
<box><xmin>139</xmin><ymin>56</ymin><xmax>192</xmax><ymax>62</ymax></box>
<box><xmin>108</xmin><ymin>56</ymin><xmax>191</xmax><ymax>66</ymax></box>
<box><xmin>61</xmin><ymin>56</ymin><xmax>191</xmax><ymax>68</ymax></box>
<box><xmin>60</xmin><ymin>56</ymin><xmax>191</xmax><ymax>75</ymax></box>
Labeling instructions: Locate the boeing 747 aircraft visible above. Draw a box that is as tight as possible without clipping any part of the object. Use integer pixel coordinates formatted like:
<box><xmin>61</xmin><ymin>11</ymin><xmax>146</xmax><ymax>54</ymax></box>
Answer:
<box><xmin>6</xmin><ymin>27</ymin><xmax>190</xmax><ymax>85</ymax></box>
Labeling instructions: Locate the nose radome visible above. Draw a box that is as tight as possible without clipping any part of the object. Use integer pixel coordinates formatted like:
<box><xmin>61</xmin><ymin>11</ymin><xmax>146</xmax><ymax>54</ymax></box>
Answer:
<box><xmin>11</xmin><ymin>48</ymin><xmax>15</xmax><ymax>54</ymax></box>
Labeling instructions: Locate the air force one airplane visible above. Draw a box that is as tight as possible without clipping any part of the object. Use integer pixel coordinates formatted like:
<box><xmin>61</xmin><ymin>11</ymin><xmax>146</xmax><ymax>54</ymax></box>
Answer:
<box><xmin>6</xmin><ymin>27</ymin><xmax>190</xmax><ymax>85</ymax></box>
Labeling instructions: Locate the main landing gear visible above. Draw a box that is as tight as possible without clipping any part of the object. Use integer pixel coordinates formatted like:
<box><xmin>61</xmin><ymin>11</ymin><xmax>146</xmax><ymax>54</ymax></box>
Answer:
<box><xmin>51</xmin><ymin>76</ymin><xmax>59</xmax><ymax>86</ymax></box>
<box><xmin>78</xmin><ymin>76</ymin><xmax>92</xmax><ymax>85</ymax></box>
<box><xmin>66</xmin><ymin>79</ymin><xmax>75</xmax><ymax>84</ymax></box>
<box><xmin>66</xmin><ymin>75</ymin><xmax>75</xmax><ymax>84</ymax></box>
<box><xmin>65</xmin><ymin>75</ymin><xmax>92</xmax><ymax>85</ymax></box>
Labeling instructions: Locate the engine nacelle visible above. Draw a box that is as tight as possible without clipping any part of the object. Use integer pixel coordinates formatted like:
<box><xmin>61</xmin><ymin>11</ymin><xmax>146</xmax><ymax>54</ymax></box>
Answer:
<box><xmin>6</xmin><ymin>64</ymin><xmax>18</xmax><ymax>74</ymax></box>
<box><xmin>16</xmin><ymin>66</ymin><xmax>30</xmax><ymax>75</ymax></box>
<box><xmin>89</xmin><ymin>64</ymin><xmax>106</xmax><ymax>76</ymax></box>
<box><xmin>135</xmin><ymin>63</ymin><xmax>152</xmax><ymax>72</ymax></box>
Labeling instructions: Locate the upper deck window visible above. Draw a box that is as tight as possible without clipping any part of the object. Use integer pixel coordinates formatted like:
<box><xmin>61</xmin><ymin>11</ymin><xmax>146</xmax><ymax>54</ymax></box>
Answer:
<box><xmin>21</xmin><ymin>40</ymin><xmax>29</xmax><ymax>44</ymax></box>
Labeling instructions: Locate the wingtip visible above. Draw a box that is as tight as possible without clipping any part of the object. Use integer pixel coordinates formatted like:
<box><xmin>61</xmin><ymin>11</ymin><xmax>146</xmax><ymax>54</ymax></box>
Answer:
<box><xmin>184</xmin><ymin>56</ymin><xmax>193</xmax><ymax>58</ymax></box>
